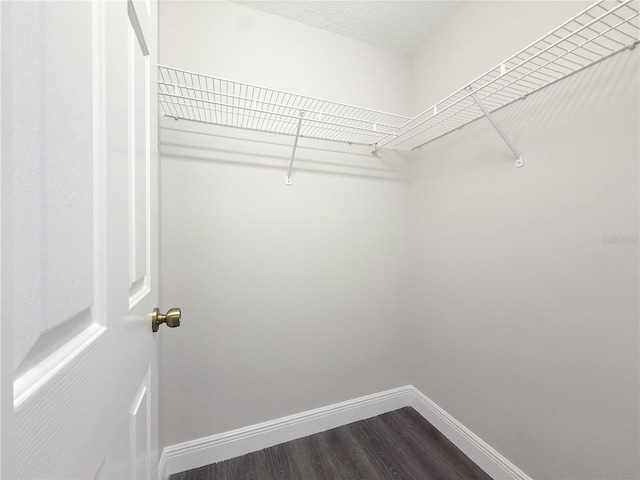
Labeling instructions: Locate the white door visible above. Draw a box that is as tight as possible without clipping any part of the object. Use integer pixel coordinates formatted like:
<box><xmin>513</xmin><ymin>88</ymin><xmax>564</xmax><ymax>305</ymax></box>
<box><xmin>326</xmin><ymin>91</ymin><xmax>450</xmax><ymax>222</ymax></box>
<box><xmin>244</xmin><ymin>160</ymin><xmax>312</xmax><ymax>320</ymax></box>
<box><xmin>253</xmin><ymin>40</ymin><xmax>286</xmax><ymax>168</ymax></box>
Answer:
<box><xmin>1</xmin><ymin>0</ymin><xmax>163</xmax><ymax>478</ymax></box>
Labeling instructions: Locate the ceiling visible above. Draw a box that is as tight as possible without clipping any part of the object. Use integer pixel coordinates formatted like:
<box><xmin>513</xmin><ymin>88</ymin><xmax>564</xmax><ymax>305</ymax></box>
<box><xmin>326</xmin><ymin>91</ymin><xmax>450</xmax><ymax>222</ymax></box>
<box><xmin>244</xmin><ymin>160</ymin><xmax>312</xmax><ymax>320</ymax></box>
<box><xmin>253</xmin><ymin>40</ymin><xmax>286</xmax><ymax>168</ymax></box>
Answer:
<box><xmin>232</xmin><ymin>1</ymin><xmax>463</xmax><ymax>55</ymax></box>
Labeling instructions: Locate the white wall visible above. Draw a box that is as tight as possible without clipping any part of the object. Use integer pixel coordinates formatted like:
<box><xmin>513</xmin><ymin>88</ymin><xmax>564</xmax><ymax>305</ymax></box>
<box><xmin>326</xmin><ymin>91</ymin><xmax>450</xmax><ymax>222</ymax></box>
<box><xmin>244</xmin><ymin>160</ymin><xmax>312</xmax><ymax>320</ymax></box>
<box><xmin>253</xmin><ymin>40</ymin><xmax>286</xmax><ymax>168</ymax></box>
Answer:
<box><xmin>160</xmin><ymin>0</ymin><xmax>412</xmax><ymax>115</ymax></box>
<box><xmin>408</xmin><ymin>2</ymin><xmax>639</xmax><ymax>479</ymax></box>
<box><xmin>159</xmin><ymin>0</ymin><xmax>412</xmax><ymax>450</ymax></box>
<box><xmin>408</xmin><ymin>1</ymin><xmax>591</xmax><ymax>114</ymax></box>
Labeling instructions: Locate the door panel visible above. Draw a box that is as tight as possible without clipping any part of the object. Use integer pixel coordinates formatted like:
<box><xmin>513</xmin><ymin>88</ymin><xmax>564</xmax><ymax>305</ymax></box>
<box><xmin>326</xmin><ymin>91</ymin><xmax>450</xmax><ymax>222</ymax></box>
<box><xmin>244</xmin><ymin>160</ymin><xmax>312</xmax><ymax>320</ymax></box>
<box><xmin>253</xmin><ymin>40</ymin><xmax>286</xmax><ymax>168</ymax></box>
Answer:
<box><xmin>128</xmin><ymin>0</ymin><xmax>151</xmax><ymax>305</ymax></box>
<box><xmin>130</xmin><ymin>367</ymin><xmax>151</xmax><ymax>480</ymax></box>
<box><xmin>9</xmin><ymin>0</ymin><xmax>98</xmax><ymax>407</ymax></box>
<box><xmin>1</xmin><ymin>0</ymin><xmax>159</xmax><ymax>478</ymax></box>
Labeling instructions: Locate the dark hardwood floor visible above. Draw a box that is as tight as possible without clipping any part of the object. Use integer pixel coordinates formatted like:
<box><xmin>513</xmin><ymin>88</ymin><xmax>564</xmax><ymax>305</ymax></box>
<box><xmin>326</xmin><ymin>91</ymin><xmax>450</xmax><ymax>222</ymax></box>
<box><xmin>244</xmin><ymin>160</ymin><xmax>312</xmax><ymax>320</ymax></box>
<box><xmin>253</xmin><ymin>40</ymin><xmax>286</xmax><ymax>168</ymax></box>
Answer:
<box><xmin>170</xmin><ymin>407</ymin><xmax>493</xmax><ymax>480</ymax></box>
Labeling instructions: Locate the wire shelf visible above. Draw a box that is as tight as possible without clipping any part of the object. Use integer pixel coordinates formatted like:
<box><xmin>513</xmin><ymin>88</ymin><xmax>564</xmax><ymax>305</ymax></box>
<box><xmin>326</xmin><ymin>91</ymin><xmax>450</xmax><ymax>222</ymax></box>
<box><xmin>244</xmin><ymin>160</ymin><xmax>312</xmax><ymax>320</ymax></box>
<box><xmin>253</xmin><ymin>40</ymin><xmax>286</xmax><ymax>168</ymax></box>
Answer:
<box><xmin>158</xmin><ymin>1</ymin><xmax>639</xmax><ymax>154</ymax></box>
<box><xmin>158</xmin><ymin>66</ymin><xmax>412</xmax><ymax>146</ymax></box>
<box><xmin>375</xmin><ymin>0</ymin><xmax>640</xmax><ymax>152</ymax></box>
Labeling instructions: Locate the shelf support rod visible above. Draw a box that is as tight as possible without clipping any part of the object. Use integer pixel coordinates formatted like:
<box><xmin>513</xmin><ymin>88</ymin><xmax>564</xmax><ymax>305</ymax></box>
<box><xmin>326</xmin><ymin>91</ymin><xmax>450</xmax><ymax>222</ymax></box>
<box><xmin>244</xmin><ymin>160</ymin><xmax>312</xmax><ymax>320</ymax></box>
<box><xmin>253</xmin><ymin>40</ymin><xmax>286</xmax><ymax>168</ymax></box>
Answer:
<box><xmin>468</xmin><ymin>87</ymin><xmax>524</xmax><ymax>168</ymax></box>
<box><xmin>286</xmin><ymin>111</ymin><xmax>304</xmax><ymax>185</ymax></box>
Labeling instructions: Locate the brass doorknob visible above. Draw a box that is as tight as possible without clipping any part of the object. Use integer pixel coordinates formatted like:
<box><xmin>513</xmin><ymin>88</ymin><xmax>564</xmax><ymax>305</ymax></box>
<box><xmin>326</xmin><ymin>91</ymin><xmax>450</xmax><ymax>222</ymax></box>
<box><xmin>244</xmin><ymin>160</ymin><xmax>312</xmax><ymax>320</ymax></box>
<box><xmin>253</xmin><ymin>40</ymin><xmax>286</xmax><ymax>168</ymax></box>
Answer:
<box><xmin>152</xmin><ymin>307</ymin><xmax>181</xmax><ymax>332</ymax></box>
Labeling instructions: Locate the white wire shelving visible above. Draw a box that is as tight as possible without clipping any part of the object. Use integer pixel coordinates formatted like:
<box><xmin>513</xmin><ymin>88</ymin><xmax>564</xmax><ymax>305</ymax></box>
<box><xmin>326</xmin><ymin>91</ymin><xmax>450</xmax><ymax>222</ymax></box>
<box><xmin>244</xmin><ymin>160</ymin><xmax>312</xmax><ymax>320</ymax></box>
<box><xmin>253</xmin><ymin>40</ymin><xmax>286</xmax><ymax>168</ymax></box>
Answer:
<box><xmin>157</xmin><ymin>66</ymin><xmax>412</xmax><ymax>147</ymax></box>
<box><xmin>374</xmin><ymin>0</ymin><xmax>640</xmax><ymax>154</ymax></box>
<box><xmin>158</xmin><ymin>0</ymin><xmax>639</xmax><ymax>175</ymax></box>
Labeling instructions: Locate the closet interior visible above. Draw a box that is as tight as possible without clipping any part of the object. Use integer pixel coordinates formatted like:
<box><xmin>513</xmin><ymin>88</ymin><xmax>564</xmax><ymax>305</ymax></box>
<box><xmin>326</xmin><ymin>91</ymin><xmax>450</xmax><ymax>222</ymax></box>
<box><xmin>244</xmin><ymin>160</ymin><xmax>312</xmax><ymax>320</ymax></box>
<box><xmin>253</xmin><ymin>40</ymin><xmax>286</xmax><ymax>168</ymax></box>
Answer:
<box><xmin>158</xmin><ymin>1</ymin><xmax>640</xmax><ymax>479</ymax></box>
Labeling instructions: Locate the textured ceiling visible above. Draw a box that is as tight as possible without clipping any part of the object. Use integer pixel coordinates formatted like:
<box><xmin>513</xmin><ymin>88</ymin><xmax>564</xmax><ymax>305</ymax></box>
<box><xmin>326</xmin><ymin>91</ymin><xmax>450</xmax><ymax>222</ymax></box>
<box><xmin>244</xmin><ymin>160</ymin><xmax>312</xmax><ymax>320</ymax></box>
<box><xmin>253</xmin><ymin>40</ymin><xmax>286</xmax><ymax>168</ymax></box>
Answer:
<box><xmin>233</xmin><ymin>1</ymin><xmax>463</xmax><ymax>55</ymax></box>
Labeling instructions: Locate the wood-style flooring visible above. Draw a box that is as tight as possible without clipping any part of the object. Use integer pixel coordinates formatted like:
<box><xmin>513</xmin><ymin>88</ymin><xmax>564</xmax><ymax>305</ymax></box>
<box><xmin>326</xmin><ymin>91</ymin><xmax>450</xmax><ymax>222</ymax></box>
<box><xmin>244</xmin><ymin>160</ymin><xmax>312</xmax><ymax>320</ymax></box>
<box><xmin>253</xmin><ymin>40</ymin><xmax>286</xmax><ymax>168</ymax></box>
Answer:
<box><xmin>170</xmin><ymin>407</ymin><xmax>493</xmax><ymax>480</ymax></box>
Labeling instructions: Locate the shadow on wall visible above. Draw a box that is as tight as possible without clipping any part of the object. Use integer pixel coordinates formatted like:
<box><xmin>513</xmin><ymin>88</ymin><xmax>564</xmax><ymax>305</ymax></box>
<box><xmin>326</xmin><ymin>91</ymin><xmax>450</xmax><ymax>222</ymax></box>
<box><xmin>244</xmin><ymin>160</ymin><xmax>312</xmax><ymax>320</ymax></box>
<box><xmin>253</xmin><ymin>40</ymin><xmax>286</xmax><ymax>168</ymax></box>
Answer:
<box><xmin>496</xmin><ymin>48</ymin><xmax>640</xmax><ymax>143</ymax></box>
<box><xmin>408</xmin><ymin>48</ymin><xmax>640</xmax><ymax>172</ymax></box>
<box><xmin>160</xmin><ymin>120</ymin><xmax>413</xmax><ymax>183</ymax></box>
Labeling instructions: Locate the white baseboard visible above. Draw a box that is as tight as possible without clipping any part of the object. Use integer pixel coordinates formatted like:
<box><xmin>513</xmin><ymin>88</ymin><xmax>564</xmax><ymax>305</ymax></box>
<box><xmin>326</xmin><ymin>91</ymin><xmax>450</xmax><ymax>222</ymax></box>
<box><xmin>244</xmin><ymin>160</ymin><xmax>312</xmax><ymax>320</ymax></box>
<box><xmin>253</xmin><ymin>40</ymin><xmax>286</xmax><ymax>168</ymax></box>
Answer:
<box><xmin>159</xmin><ymin>386</ymin><xmax>412</xmax><ymax>479</ymax></box>
<box><xmin>159</xmin><ymin>385</ymin><xmax>531</xmax><ymax>480</ymax></box>
<box><xmin>407</xmin><ymin>386</ymin><xmax>532</xmax><ymax>480</ymax></box>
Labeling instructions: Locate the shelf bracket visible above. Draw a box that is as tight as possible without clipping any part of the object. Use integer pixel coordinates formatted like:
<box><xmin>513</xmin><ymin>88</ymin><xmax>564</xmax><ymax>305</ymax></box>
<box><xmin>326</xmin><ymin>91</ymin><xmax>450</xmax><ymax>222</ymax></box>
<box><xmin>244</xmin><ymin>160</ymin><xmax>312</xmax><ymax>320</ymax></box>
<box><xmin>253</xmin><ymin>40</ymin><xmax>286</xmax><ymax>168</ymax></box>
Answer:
<box><xmin>468</xmin><ymin>87</ymin><xmax>524</xmax><ymax>168</ymax></box>
<box><xmin>286</xmin><ymin>111</ymin><xmax>304</xmax><ymax>185</ymax></box>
